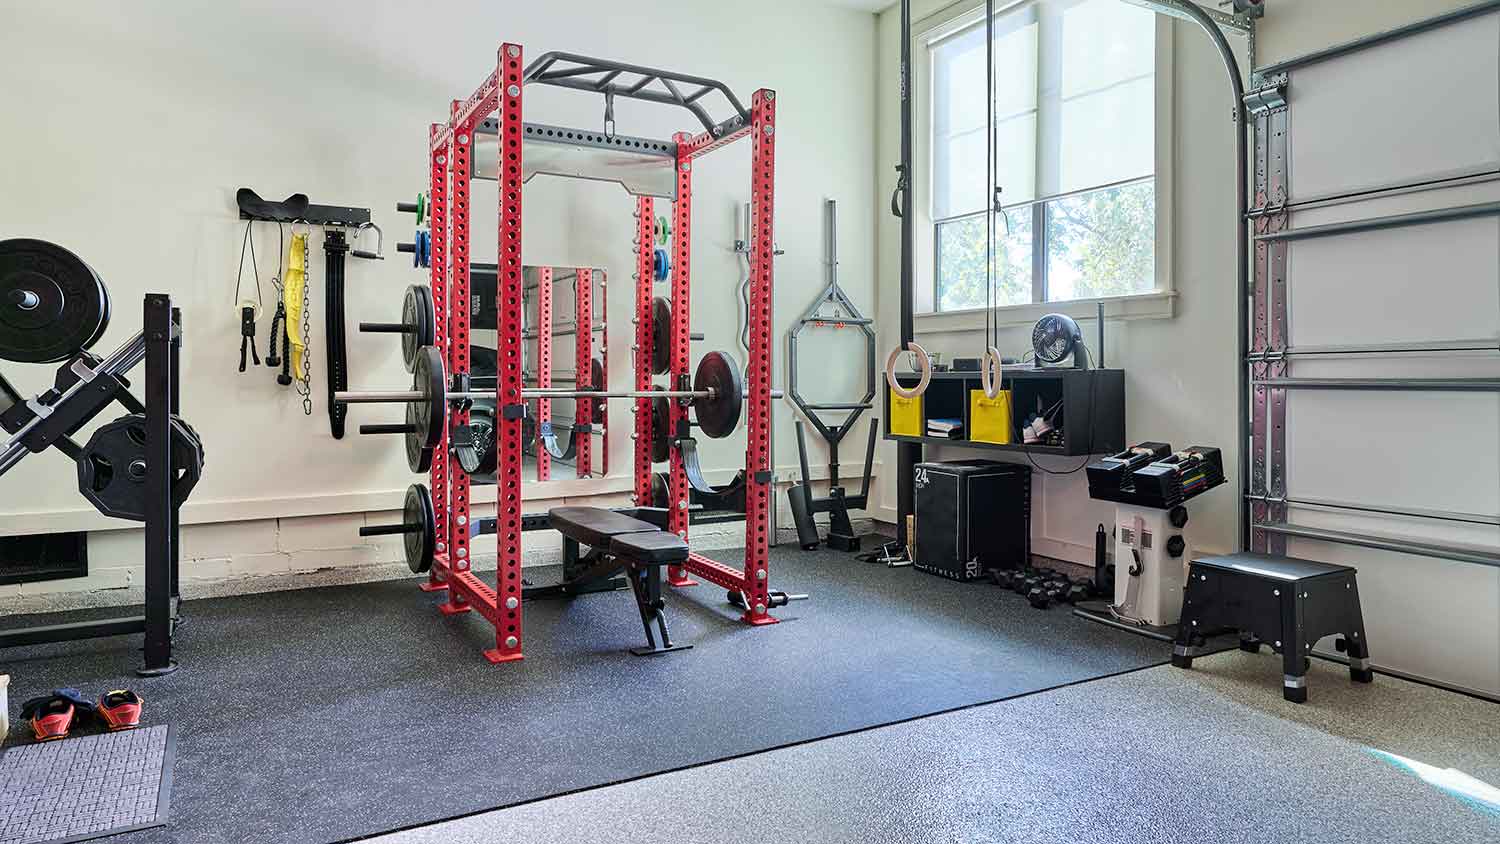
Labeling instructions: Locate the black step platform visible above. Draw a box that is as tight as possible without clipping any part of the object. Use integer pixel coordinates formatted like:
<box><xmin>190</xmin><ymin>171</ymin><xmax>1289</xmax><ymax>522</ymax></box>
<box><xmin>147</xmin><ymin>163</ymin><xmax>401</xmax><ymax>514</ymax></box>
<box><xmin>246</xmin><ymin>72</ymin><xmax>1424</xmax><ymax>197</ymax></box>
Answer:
<box><xmin>1172</xmin><ymin>551</ymin><xmax>1373</xmax><ymax>703</ymax></box>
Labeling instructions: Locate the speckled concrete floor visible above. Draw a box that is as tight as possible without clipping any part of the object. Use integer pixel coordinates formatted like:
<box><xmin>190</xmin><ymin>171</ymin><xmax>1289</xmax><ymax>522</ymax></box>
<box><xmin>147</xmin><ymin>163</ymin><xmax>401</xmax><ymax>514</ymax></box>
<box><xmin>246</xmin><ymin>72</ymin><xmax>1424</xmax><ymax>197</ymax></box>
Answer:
<box><xmin>366</xmin><ymin>651</ymin><xmax>1500</xmax><ymax>844</ymax></box>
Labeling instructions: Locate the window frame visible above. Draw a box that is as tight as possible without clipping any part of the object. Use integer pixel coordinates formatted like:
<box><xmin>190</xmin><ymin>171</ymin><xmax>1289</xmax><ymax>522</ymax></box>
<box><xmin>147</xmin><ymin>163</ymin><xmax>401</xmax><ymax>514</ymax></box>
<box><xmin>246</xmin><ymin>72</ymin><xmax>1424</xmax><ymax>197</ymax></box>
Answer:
<box><xmin>913</xmin><ymin>0</ymin><xmax>1176</xmax><ymax>328</ymax></box>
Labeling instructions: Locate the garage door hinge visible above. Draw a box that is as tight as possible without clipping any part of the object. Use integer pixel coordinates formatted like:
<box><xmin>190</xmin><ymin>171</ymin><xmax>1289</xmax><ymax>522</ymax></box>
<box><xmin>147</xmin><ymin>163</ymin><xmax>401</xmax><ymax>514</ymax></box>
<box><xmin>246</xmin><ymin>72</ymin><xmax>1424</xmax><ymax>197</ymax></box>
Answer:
<box><xmin>1242</xmin><ymin>83</ymin><xmax>1287</xmax><ymax>117</ymax></box>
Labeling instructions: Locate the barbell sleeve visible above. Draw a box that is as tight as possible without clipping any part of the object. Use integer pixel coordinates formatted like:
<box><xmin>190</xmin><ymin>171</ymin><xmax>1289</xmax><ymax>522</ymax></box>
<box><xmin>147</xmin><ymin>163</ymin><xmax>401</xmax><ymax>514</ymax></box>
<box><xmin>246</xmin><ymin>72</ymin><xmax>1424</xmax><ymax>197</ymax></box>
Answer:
<box><xmin>360</xmin><ymin>522</ymin><xmax>422</xmax><ymax>537</ymax></box>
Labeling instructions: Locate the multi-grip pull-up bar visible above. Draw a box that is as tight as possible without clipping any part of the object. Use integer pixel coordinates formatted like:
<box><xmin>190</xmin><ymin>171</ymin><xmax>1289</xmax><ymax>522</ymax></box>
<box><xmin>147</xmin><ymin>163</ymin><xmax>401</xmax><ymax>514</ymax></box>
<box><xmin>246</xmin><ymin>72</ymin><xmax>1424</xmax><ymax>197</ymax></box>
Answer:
<box><xmin>523</xmin><ymin>52</ymin><xmax>752</xmax><ymax>137</ymax></box>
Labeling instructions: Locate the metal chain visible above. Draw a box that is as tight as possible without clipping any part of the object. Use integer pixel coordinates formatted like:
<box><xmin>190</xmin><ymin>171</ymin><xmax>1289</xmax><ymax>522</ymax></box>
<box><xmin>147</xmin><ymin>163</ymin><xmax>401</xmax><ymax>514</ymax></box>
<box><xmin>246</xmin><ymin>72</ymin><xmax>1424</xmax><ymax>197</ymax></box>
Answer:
<box><xmin>297</xmin><ymin>227</ymin><xmax>313</xmax><ymax>415</ymax></box>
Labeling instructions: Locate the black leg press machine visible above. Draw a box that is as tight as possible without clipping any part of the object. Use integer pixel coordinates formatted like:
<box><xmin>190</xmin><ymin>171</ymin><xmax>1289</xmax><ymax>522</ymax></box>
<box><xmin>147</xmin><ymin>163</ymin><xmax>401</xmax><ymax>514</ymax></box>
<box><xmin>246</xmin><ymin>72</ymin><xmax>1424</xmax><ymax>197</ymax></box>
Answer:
<box><xmin>0</xmin><ymin>238</ymin><xmax>206</xmax><ymax>675</ymax></box>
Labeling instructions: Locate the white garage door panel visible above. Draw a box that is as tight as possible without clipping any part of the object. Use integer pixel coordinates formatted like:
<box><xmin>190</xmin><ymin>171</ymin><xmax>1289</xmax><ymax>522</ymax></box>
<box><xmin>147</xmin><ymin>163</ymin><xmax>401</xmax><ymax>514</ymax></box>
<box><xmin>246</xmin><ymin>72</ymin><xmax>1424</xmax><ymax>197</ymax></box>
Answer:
<box><xmin>1285</xmin><ymin>391</ymin><xmax>1500</xmax><ymax>516</ymax></box>
<box><xmin>1286</xmin><ymin>217</ymin><xmax>1500</xmax><ymax>348</ymax></box>
<box><xmin>1289</xmin><ymin>12</ymin><xmax>1500</xmax><ymax>201</ymax></box>
<box><xmin>1292</xmin><ymin>178</ymin><xmax>1500</xmax><ymax>230</ymax></box>
<box><xmin>1287</xmin><ymin>529</ymin><xmax>1500</xmax><ymax>698</ymax></box>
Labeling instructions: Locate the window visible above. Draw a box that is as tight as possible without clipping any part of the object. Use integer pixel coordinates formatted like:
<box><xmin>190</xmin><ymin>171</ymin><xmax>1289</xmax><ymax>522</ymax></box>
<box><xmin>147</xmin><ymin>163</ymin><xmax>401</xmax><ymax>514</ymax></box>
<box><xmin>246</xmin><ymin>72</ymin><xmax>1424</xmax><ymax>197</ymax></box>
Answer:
<box><xmin>928</xmin><ymin>0</ymin><xmax>1156</xmax><ymax>313</ymax></box>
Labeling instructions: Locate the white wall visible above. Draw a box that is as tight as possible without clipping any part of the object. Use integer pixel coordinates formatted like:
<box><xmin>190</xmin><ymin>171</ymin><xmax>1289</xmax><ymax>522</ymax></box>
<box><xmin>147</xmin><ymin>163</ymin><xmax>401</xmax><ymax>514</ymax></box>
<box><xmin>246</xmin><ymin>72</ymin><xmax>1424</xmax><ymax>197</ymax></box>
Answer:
<box><xmin>0</xmin><ymin>0</ymin><xmax>878</xmax><ymax>605</ymax></box>
<box><xmin>871</xmin><ymin>0</ymin><xmax>1244</xmax><ymax>564</ymax></box>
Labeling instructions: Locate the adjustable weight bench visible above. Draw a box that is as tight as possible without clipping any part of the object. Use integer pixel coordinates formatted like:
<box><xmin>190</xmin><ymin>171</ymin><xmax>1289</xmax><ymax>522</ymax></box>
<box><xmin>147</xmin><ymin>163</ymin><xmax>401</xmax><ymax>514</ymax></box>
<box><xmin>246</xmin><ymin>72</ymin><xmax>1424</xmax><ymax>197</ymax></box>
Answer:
<box><xmin>548</xmin><ymin>506</ymin><xmax>693</xmax><ymax>656</ymax></box>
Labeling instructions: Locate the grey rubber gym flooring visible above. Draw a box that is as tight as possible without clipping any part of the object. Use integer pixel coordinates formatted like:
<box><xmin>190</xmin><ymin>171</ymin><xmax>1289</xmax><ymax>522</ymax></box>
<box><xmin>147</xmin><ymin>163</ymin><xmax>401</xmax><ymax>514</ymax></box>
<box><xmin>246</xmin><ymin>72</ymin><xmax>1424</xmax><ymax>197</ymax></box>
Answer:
<box><xmin>369</xmin><ymin>651</ymin><xmax>1500</xmax><ymax>844</ymax></box>
<box><xmin>0</xmin><ymin>547</ymin><xmax>1173</xmax><ymax>844</ymax></box>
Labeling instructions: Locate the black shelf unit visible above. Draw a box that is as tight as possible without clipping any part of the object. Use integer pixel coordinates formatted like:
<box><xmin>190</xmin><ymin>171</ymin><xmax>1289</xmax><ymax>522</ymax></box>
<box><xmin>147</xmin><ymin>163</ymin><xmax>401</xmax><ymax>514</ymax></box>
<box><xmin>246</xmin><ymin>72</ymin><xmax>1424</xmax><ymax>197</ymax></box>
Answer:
<box><xmin>883</xmin><ymin>368</ymin><xmax>1124</xmax><ymax>457</ymax></box>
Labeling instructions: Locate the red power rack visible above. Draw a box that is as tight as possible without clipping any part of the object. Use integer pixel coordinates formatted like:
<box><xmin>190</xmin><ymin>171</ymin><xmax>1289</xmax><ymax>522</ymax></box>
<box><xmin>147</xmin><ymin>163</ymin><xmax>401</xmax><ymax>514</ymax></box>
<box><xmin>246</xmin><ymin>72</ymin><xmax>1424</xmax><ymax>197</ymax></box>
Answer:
<box><xmin>417</xmin><ymin>44</ymin><xmax>779</xmax><ymax>662</ymax></box>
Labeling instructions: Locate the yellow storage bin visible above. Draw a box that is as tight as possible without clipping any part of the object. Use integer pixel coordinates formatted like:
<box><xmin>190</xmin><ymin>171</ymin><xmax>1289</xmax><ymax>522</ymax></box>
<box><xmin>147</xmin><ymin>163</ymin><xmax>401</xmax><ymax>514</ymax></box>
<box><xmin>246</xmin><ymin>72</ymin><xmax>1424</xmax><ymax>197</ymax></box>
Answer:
<box><xmin>889</xmin><ymin>389</ymin><xmax>924</xmax><ymax>437</ymax></box>
<box><xmin>969</xmin><ymin>389</ymin><xmax>1013</xmax><ymax>445</ymax></box>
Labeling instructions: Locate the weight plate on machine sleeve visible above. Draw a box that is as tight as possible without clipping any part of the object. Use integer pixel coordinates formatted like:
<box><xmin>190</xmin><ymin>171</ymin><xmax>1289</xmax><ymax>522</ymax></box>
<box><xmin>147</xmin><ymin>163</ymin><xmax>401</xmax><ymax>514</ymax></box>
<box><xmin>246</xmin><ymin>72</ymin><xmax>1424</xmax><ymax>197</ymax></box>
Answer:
<box><xmin>402</xmin><ymin>285</ymin><xmax>435</xmax><ymax>373</ymax></box>
<box><xmin>692</xmin><ymin>350</ymin><xmax>743</xmax><ymax>439</ymax></box>
<box><xmin>650</xmin><ymin>471</ymin><xmax>670</xmax><ymax>508</ymax></box>
<box><xmin>76</xmin><ymin>413</ymin><xmax>205</xmax><ymax>521</ymax></box>
<box><xmin>404</xmin><ymin>482</ymin><xmax>436</xmax><ymax>574</ymax></box>
<box><xmin>586</xmin><ymin>356</ymin><xmax>606</xmax><ymax>419</ymax></box>
<box><xmin>0</xmin><ymin>239</ymin><xmax>112</xmax><ymax>363</ymax></box>
<box><xmin>410</xmin><ymin>345</ymin><xmax>445</xmax><ymax>450</ymax></box>
<box><xmin>650</xmin><ymin>387</ymin><xmax>671</xmax><ymax>463</ymax></box>
<box><xmin>521</xmin><ymin>407</ymin><xmax>537</xmax><ymax>452</ymax></box>
<box><xmin>464</xmin><ymin>403</ymin><xmax>497</xmax><ymax>475</ymax></box>
<box><xmin>650</xmin><ymin>296</ymin><xmax>672</xmax><ymax>375</ymax></box>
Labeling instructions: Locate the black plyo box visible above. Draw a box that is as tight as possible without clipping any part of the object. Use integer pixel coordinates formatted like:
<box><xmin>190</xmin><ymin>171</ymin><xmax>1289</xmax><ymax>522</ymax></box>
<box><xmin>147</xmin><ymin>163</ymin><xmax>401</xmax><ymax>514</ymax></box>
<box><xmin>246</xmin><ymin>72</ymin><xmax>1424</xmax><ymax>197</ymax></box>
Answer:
<box><xmin>913</xmin><ymin>459</ymin><xmax>1031</xmax><ymax>581</ymax></box>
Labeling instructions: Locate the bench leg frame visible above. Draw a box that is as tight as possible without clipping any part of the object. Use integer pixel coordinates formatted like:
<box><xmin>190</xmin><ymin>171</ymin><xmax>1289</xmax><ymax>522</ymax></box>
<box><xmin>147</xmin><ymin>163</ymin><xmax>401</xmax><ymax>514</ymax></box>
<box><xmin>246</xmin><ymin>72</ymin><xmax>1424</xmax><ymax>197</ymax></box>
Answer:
<box><xmin>628</xmin><ymin>564</ymin><xmax>693</xmax><ymax>656</ymax></box>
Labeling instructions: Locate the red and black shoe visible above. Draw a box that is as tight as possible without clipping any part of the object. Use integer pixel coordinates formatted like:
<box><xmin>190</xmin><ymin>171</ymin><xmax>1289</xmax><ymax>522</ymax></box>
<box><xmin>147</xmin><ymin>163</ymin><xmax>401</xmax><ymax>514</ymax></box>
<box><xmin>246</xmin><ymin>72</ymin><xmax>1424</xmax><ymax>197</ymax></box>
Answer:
<box><xmin>97</xmin><ymin>689</ymin><xmax>143</xmax><ymax>731</ymax></box>
<box><xmin>19</xmin><ymin>688</ymin><xmax>95</xmax><ymax>742</ymax></box>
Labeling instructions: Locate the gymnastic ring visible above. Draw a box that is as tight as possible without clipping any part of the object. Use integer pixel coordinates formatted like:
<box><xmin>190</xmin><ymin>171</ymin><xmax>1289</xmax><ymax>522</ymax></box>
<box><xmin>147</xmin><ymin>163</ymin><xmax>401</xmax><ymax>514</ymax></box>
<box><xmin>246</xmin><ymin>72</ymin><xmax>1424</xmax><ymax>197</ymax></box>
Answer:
<box><xmin>980</xmin><ymin>346</ymin><xmax>1003</xmax><ymax>399</ymax></box>
<box><xmin>885</xmin><ymin>341</ymin><xmax>931</xmax><ymax>399</ymax></box>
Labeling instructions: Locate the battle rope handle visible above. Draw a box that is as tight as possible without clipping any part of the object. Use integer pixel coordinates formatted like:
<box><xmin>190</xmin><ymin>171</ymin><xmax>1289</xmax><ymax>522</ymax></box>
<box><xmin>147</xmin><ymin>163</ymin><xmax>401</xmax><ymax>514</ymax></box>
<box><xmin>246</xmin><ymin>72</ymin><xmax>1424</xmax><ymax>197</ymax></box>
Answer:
<box><xmin>884</xmin><ymin>341</ymin><xmax>931</xmax><ymax>399</ymax></box>
<box><xmin>980</xmin><ymin>346</ymin><xmax>1004</xmax><ymax>399</ymax></box>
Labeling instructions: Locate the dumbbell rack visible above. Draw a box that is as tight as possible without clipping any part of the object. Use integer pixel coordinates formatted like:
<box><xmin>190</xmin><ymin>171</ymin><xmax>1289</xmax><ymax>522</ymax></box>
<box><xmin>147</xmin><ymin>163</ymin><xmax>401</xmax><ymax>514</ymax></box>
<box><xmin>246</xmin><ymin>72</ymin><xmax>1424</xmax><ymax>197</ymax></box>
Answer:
<box><xmin>409</xmin><ymin>44</ymin><xmax>779</xmax><ymax>663</ymax></box>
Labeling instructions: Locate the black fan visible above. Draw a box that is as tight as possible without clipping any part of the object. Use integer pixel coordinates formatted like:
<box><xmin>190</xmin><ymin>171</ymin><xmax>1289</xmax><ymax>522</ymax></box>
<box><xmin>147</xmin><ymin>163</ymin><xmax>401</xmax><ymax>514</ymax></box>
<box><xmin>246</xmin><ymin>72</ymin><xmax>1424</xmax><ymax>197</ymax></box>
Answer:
<box><xmin>1031</xmin><ymin>313</ymin><xmax>1086</xmax><ymax>368</ymax></box>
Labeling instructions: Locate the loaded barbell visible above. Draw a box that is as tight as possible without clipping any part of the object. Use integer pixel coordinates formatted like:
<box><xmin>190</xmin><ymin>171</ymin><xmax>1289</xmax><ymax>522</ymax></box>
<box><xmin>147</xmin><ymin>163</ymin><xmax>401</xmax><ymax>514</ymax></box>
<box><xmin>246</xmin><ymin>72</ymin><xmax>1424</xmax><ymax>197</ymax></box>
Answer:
<box><xmin>338</xmin><ymin>346</ymin><xmax>772</xmax><ymax>450</ymax></box>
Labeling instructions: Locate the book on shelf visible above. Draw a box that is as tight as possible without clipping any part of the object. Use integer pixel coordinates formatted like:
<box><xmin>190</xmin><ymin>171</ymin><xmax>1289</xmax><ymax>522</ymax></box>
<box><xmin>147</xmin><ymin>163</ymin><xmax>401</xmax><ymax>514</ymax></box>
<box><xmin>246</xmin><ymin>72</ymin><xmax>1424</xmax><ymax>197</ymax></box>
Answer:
<box><xmin>926</xmin><ymin>417</ymin><xmax>964</xmax><ymax>439</ymax></box>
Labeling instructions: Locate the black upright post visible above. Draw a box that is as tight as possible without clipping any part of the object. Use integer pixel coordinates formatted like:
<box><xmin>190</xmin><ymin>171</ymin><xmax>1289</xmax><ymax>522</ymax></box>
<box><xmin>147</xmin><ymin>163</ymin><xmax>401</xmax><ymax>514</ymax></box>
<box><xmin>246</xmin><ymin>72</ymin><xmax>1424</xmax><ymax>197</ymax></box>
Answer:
<box><xmin>895</xmin><ymin>0</ymin><xmax>922</xmax><ymax>548</ymax></box>
<box><xmin>140</xmin><ymin>294</ymin><xmax>178</xmax><ymax>676</ymax></box>
<box><xmin>169</xmin><ymin>308</ymin><xmax>183</xmax><ymax>610</ymax></box>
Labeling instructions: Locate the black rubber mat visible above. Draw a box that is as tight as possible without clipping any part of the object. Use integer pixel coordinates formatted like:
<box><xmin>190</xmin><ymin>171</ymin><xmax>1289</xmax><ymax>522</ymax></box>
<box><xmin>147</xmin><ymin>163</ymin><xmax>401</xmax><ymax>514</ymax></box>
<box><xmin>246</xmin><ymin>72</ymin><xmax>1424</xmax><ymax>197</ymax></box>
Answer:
<box><xmin>0</xmin><ymin>725</ymin><xmax>173</xmax><ymax>844</ymax></box>
<box><xmin>2</xmin><ymin>547</ymin><xmax>1173</xmax><ymax>843</ymax></box>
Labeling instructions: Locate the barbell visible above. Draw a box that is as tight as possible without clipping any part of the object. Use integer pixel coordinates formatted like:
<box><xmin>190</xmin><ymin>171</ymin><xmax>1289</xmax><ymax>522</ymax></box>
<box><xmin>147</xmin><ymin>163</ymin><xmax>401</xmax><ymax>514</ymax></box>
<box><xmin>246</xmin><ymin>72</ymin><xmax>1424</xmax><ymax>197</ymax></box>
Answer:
<box><xmin>336</xmin><ymin>346</ymin><xmax>756</xmax><ymax>452</ymax></box>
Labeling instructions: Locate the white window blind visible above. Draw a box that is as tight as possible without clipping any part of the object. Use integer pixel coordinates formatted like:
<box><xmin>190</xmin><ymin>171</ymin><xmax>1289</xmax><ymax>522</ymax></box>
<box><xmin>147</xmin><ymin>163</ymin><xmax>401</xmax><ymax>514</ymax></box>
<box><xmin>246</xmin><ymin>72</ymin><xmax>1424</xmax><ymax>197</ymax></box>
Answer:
<box><xmin>928</xmin><ymin>0</ymin><xmax>1157</xmax><ymax>312</ymax></box>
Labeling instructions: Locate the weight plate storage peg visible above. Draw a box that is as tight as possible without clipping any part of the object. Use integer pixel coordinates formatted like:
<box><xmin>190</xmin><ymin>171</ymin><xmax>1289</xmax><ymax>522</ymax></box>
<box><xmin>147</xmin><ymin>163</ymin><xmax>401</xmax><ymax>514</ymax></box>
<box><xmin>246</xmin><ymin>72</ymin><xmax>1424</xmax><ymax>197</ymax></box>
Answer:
<box><xmin>401</xmin><ymin>285</ymin><xmax>436</xmax><ymax>372</ymax></box>
<box><xmin>403</xmin><ymin>483</ymin><xmax>436</xmax><ymax>573</ymax></box>
<box><xmin>77</xmin><ymin>413</ymin><xmax>205</xmax><ymax>521</ymax></box>
<box><xmin>0</xmin><ymin>239</ymin><xmax>112</xmax><ymax>364</ymax></box>
<box><xmin>692</xmin><ymin>350</ymin><xmax>743</xmax><ymax>439</ymax></box>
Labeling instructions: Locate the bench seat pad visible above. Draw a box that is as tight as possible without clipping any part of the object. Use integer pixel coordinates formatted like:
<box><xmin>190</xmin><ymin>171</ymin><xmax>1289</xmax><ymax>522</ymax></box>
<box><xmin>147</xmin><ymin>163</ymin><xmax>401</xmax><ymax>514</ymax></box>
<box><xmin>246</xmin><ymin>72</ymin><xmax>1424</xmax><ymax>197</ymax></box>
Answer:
<box><xmin>549</xmin><ymin>506</ymin><xmax>658</xmax><ymax>549</ymax></box>
<box><xmin>611</xmin><ymin>530</ymin><xmax>689</xmax><ymax>565</ymax></box>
